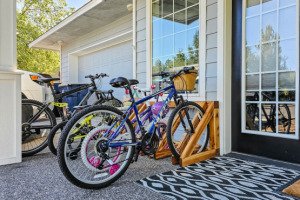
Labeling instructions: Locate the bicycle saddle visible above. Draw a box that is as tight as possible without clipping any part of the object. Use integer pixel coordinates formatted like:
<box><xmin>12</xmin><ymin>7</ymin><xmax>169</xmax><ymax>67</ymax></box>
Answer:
<box><xmin>40</xmin><ymin>78</ymin><xmax>60</xmax><ymax>83</ymax></box>
<box><xmin>109</xmin><ymin>77</ymin><xmax>139</xmax><ymax>88</ymax></box>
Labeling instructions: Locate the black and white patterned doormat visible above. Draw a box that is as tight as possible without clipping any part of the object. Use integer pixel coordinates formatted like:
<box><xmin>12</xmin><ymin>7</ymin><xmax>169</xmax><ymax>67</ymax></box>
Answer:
<box><xmin>135</xmin><ymin>157</ymin><xmax>300</xmax><ymax>200</ymax></box>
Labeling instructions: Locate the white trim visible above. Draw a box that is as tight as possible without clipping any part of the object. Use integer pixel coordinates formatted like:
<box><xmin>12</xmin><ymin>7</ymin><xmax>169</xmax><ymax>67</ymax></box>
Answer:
<box><xmin>146</xmin><ymin>0</ymin><xmax>151</xmax><ymax>88</ymax></box>
<box><xmin>28</xmin><ymin>0</ymin><xmax>103</xmax><ymax>49</ymax></box>
<box><xmin>241</xmin><ymin>0</ymin><xmax>299</xmax><ymax>140</ymax></box>
<box><xmin>199</xmin><ymin>0</ymin><xmax>207</xmax><ymax>99</ymax></box>
<box><xmin>217</xmin><ymin>0</ymin><xmax>232</xmax><ymax>155</ymax></box>
<box><xmin>133</xmin><ymin>0</ymin><xmax>137</xmax><ymax>79</ymax></box>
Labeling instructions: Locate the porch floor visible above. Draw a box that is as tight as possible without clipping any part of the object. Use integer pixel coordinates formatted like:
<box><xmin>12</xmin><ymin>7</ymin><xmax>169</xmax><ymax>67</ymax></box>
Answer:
<box><xmin>0</xmin><ymin>152</ymin><xmax>178</xmax><ymax>200</ymax></box>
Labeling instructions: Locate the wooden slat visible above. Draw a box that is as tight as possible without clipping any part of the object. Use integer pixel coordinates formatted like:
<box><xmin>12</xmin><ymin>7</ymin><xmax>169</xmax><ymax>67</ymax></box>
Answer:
<box><xmin>214</xmin><ymin>108</ymin><xmax>220</xmax><ymax>149</ymax></box>
<box><xmin>154</xmin><ymin>149</ymin><xmax>173</xmax><ymax>159</ymax></box>
<box><xmin>180</xmin><ymin>149</ymin><xmax>217</xmax><ymax>167</ymax></box>
<box><xmin>176</xmin><ymin>111</ymin><xmax>200</xmax><ymax>154</ymax></box>
<box><xmin>180</xmin><ymin>102</ymin><xmax>214</xmax><ymax>159</ymax></box>
<box><xmin>209</xmin><ymin>112</ymin><xmax>215</xmax><ymax>149</ymax></box>
<box><xmin>172</xmin><ymin>156</ymin><xmax>179</xmax><ymax>165</ymax></box>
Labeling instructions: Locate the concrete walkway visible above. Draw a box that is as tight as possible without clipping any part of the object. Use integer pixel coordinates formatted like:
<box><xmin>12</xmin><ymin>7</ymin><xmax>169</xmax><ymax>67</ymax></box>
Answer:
<box><xmin>0</xmin><ymin>152</ymin><xmax>178</xmax><ymax>200</ymax></box>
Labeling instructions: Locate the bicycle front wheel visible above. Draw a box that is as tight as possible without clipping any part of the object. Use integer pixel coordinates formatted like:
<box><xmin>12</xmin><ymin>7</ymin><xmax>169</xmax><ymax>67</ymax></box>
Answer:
<box><xmin>22</xmin><ymin>99</ymin><xmax>56</xmax><ymax>156</ymax></box>
<box><xmin>167</xmin><ymin>101</ymin><xmax>210</xmax><ymax>159</ymax></box>
<box><xmin>57</xmin><ymin>105</ymin><xmax>135</xmax><ymax>189</ymax></box>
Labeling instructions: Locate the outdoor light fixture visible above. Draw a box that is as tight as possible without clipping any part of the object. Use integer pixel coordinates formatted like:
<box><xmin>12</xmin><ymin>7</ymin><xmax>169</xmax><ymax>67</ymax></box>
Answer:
<box><xmin>127</xmin><ymin>4</ymin><xmax>133</xmax><ymax>12</ymax></box>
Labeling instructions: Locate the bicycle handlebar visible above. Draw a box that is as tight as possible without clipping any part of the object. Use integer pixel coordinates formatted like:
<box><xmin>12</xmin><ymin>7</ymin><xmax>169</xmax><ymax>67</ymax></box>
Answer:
<box><xmin>84</xmin><ymin>73</ymin><xmax>109</xmax><ymax>79</ymax></box>
<box><xmin>152</xmin><ymin>66</ymin><xmax>195</xmax><ymax>79</ymax></box>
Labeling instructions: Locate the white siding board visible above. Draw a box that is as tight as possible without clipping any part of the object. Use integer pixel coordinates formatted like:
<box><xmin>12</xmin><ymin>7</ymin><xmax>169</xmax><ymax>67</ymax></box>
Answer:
<box><xmin>206</xmin><ymin>48</ymin><xmax>217</xmax><ymax>63</ymax></box>
<box><xmin>137</xmin><ymin>51</ymin><xmax>146</xmax><ymax>63</ymax></box>
<box><xmin>137</xmin><ymin>62</ymin><xmax>146</xmax><ymax>73</ymax></box>
<box><xmin>137</xmin><ymin>40</ymin><xmax>146</xmax><ymax>52</ymax></box>
<box><xmin>137</xmin><ymin>29</ymin><xmax>146</xmax><ymax>42</ymax></box>
<box><xmin>206</xmin><ymin>77</ymin><xmax>217</xmax><ymax>92</ymax></box>
<box><xmin>137</xmin><ymin>0</ymin><xmax>146</xmax><ymax>10</ymax></box>
<box><xmin>206</xmin><ymin>92</ymin><xmax>217</xmax><ymax>100</ymax></box>
<box><xmin>206</xmin><ymin>33</ymin><xmax>217</xmax><ymax>49</ymax></box>
<box><xmin>137</xmin><ymin>18</ymin><xmax>146</xmax><ymax>31</ymax></box>
<box><xmin>207</xmin><ymin>0</ymin><xmax>218</xmax><ymax>6</ymax></box>
<box><xmin>206</xmin><ymin>63</ymin><xmax>217</xmax><ymax>77</ymax></box>
<box><xmin>137</xmin><ymin>7</ymin><xmax>146</xmax><ymax>21</ymax></box>
<box><xmin>207</xmin><ymin>3</ymin><xmax>218</xmax><ymax>20</ymax></box>
<box><xmin>206</xmin><ymin>18</ymin><xmax>217</xmax><ymax>34</ymax></box>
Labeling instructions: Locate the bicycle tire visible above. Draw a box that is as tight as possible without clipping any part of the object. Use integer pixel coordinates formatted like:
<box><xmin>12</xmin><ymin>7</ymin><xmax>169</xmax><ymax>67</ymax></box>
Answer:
<box><xmin>271</xmin><ymin>104</ymin><xmax>291</xmax><ymax>134</ymax></box>
<box><xmin>166</xmin><ymin>101</ymin><xmax>210</xmax><ymax>159</ymax></box>
<box><xmin>57</xmin><ymin>105</ymin><xmax>135</xmax><ymax>189</ymax></box>
<box><xmin>47</xmin><ymin>121</ymin><xmax>68</xmax><ymax>156</ymax></box>
<box><xmin>22</xmin><ymin>99</ymin><xmax>56</xmax><ymax>157</ymax></box>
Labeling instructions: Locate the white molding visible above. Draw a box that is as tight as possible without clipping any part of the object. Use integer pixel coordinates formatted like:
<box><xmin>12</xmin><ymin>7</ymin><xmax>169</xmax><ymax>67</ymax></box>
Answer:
<box><xmin>217</xmin><ymin>0</ymin><xmax>232</xmax><ymax>155</ymax></box>
<box><xmin>133</xmin><ymin>0</ymin><xmax>137</xmax><ymax>79</ymax></box>
<box><xmin>199</xmin><ymin>0</ymin><xmax>207</xmax><ymax>99</ymax></box>
<box><xmin>29</xmin><ymin>0</ymin><xmax>103</xmax><ymax>49</ymax></box>
<box><xmin>146</xmin><ymin>0</ymin><xmax>151</xmax><ymax>88</ymax></box>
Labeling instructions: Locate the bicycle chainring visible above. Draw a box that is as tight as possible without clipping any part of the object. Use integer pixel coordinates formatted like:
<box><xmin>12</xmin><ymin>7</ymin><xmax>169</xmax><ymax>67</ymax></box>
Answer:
<box><xmin>141</xmin><ymin>133</ymin><xmax>159</xmax><ymax>155</ymax></box>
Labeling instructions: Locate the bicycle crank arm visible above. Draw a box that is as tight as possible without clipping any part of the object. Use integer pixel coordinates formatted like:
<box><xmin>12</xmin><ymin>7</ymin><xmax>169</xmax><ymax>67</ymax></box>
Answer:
<box><xmin>108</xmin><ymin>142</ymin><xmax>140</xmax><ymax>148</ymax></box>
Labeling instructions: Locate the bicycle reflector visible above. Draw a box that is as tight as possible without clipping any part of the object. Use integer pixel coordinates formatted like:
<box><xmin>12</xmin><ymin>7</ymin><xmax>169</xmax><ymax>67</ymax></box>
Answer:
<box><xmin>30</xmin><ymin>75</ymin><xmax>38</xmax><ymax>80</ymax></box>
<box><xmin>50</xmin><ymin>81</ymin><xmax>54</xmax><ymax>85</ymax></box>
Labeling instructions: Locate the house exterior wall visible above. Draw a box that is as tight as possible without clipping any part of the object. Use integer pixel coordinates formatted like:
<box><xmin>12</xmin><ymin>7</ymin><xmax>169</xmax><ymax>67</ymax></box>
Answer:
<box><xmin>134</xmin><ymin>0</ymin><xmax>218</xmax><ymax>101</ymax></box>
<box><xmin>60</xmin><ymin>14</ymin><xmax>133</xmax><ymax>83</ymax></box>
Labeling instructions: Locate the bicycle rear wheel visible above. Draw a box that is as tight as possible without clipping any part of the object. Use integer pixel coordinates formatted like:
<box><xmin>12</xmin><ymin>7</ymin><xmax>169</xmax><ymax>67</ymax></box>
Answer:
<box><xmin>57</xmin><ymin>105</ymin><xmax>135</xmax><ymax>189</ymax></box>
<box><xmin>22</xmin><ymin>99</ymin><xmax>56</xmax><ymax>156</ymax></box>
<box><xmin>166</xmin><ymin>101</ymin><xmax>210</xmax><ymax>159</ymax></box>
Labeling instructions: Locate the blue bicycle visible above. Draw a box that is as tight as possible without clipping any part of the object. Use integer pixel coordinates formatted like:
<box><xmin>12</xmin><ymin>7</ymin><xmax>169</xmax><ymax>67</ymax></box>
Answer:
<box><xmin>57</xmin><ymin>67</ymin><xmax>210</xmax><ymax>189</ymax></box>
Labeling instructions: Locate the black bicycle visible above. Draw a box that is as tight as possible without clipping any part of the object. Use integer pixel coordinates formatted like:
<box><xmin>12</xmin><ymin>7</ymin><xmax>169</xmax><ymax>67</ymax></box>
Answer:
<box><xmin>246</xmin><ymin>92</ymin><xmax>292</xmax><ymax>134</ymax></box>
<box><xmin>22</xmin><ymin>73</ymin><xmax>122</xmax><ymax>157</ymax></box>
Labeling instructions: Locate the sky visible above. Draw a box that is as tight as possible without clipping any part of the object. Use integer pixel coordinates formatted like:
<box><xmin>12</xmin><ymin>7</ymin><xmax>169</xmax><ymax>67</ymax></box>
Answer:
<box><xmin>66</xmin><ymin>0</ymin><xmax>91</xmax><ymax>10</ymax></box>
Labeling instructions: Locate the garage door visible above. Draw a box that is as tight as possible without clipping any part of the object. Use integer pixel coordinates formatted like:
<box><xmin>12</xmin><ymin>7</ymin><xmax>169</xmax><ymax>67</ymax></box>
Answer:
<box><xmin>78</xmin><ymin>40</ymin><xmax>133</xmax><ymax>104</ymax></box>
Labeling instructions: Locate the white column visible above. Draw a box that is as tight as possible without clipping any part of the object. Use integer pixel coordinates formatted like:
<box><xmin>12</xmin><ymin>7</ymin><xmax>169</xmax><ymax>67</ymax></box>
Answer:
<box><xmin>0</xmin><ymin>0</ymin><xmax>22</xmax><ymax>165</ymax></box>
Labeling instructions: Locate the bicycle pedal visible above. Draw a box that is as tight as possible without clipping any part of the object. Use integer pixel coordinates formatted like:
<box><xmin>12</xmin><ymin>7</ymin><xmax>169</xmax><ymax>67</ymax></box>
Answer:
<box><xmin>132</xmin><ymin>148</ymin><xmax>141</xmax><ymax>163</ymax></box>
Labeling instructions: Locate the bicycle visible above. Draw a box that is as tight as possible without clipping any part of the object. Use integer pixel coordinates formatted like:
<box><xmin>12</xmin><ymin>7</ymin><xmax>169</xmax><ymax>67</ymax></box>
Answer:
<box><xmin>246</xmin><ymin>91</ymin><xmax>292</xmax><ymax>133</ymax></box>
<box><xmin>22</xmin><ymin>73</ymin><xmax>122</xmax><ymax>157</ymax></box>
<box><xmin>56</xmin><ymin>66</ymin><xmax>209</xmax><ymax>189</ymax></box>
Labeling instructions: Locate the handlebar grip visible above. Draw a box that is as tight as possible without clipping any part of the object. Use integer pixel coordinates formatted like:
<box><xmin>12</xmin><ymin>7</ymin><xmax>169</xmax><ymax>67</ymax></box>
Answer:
<box><xmin>85</xmin><ymin>75</ymin><xmax>92</xmax><ymax>78</ymax></box>
<box><xmin>152</xmin><ymin>73</ymin><xmax>161</xmax><ymax>77</ymax></box>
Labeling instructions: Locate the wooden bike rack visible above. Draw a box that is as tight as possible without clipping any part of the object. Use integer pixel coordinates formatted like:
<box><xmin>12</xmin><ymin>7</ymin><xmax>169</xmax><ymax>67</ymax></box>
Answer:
<box><xmin>154</xmin><ymin>101</ymin><xmax>220</xmax><ymax>167</ymax></box>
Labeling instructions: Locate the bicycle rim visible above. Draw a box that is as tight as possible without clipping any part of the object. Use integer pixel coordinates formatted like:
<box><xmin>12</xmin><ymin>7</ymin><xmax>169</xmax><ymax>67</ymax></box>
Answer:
<box><xmin>63</xmin><ymin>110</ymin><xmax>134</xmax><ymax>185</ymax></box>
<box><xmin>170</xmin><ymin>105</ymin><xmax>209</xmax><ymax>156</ymax></box>
<box><xmin>22</xmin><ymin>102</ymin><xmax>54</xmax><ymax>153</ymax></box>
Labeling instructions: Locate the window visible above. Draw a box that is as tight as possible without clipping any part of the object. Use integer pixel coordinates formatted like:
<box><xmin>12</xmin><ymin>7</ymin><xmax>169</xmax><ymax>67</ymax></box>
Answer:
<box><xmin>151</xmin><ymin>0</ymin><xmax>200</xmax><ymax>93</ymax></box>
<box><xmin>242</xmin><ymin>0</ymin><xmax>299</xmax><ymax>138</ymax></box>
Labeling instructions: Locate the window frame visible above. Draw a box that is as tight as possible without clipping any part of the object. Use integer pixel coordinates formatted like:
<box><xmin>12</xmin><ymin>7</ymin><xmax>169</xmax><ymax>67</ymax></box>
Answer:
<box><xmin>241</xmin><ymin>0</ymin><xmax>300</xmax><ymax>139</ymax></box>
<box><xmin>147</xmin><ymin>0</ymin><xmax>207</xmax><ymax>101</ymax></box>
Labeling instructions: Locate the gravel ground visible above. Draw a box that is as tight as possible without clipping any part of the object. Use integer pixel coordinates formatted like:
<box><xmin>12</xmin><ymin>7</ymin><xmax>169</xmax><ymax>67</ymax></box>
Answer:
<box><xmin>0</xmin><ymin>152</ymin><xmax>179</xmax><ymax>200</ymax></box>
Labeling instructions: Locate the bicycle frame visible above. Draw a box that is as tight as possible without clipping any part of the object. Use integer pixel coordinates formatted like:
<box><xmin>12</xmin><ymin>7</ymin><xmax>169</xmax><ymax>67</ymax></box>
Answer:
<box><xmin>104</xmin><ymin>84</ymin><xmax>176</xmax><ymax>148</ymax></box>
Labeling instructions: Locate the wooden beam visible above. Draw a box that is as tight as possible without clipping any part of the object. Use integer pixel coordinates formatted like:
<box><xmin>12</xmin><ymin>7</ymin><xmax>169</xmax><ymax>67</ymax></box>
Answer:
<box><xmin>172</xmin><ymin>156</ymin><xmax>179</xmax><ymax>165</ymax></box>
<box><xmin>209</xmin><ymin>112</ymin><xmax>215</xmax><ymax>149</ymax></box>
<box><xmin>154</xmin><ymin>149</ymin><xmax>173</xmax><ymax>159</ymax></box>
<box><xmin>180</xmin><ymin>102</ymin><xmax>214</xmax><ymax>159</ymax></box>
<box><xmin>214</xmin><ymin>108</ymin><xmax>220</xmax><ymax>149</ymax></box>
<box><xmin>180</xmin><ymin>149</ymin><xmax>217</xmax><ymax>167</ymax></box>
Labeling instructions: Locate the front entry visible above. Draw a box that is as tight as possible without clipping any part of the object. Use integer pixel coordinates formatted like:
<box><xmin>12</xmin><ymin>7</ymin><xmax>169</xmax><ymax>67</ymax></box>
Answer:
<box><xmin>232</xmin><ymin>0</ymin><xmax>300</xmax><ymax>163</ymax></box>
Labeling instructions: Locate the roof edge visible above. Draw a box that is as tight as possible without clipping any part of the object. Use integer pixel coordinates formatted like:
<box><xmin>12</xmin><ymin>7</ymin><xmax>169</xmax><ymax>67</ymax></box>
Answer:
<box><xmin>29</xmin><ymin>0</ymin><xmax>103</xmax><ymax>49</ymax></box>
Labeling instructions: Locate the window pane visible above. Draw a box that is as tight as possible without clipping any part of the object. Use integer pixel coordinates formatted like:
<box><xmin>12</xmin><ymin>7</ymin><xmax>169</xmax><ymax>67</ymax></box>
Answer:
<box><xmin>262</xmin><ymin>42</ymin><xmax>276</xmax><ymax>72</ymax></box>
<box><xmin>175</xmin><ymin>0</ymin><xmax>185</xmax><ymax>12</ymax></box>
<box><xmin>162</xmin><ymin>55</ymin><xmax>174</xmax><ymax>71</ymax></box>
<box><xmin>162</xmin><ymin>16</ymin><xmax>173</xmax><ymax>36</ymax></box>
<box><xmin>246</xmin><ymin>74</ymin><xmax>259</xmax><ymax>90</ymax></box>
<box><xmin>246</xmin><ymin>91</ymin><xmax>259</xmax><ymax>101</ymax></box>
<box><xmin>246</xmin><ymin>0</ymin><xmax>260</xmax><ymax>17</ymax></box>
<box><xmin>262</xmin><ymin>11</ymin><xmax>277</xmax><ymax>42</ymax></box>
<box><xmin>262</xmin><ymin>73</ymin><xmax>276</xmax><ymax>90</ymax></box>
<box><xmin>163</xmin><ymin>36</ymin><xmax>173</xmax><ymax>56</ymax></box>
<box><xmin>153</xmin><ymin>57</ymin><xmax>163</xmax><ymax>74</ymax></box>
<box><xmin>246</xmin><ymin>103</ymin><xmax>260</xmax><ymax>131</ymax></box>
<box><xmin>279</xmin><ymin>6</ymin><xmax>296</xmax><ymax>40</ymax></box>
<box><xmin>174</xmin><ymin>53</ymin><xmax>186</xmax><ymax>68</ymax></box>
<box><xmin>153</xmin><ymin>19</ymin><xmax>162</xmax><ymax>39</ymax></box>
<box><xmin>187</xmin><ymin>0</ymin><xmax>198</xmax><ymax>7</ymax></box>
<box><xmin>278</xmin><ymin>72</ymin><xmax>295</xmax><ymax>89</ymax></box>
<box><xmin>187</xmin><ymin>28</ymin><xmax>199</xmax><ymax>51</ymax></box>
<box><xmin>278</xmin><ymin>39</ymin><xmax>296</xmax><ymax>71</ymax></box>
<box><xmin>279</xmin><ymin>0</ymin><xmax>296</xmax><ymax>7</ymax></box>
<box><xmin>153</xmin><ymin>1</ymin><xmax>162</xmax><ymax>20</ymax></box>
<box><xmin>279</xmin><ymin>91</ymin><xmax>295</xmax><ymax>101</ymax></box>
<box><xmin>246</xmin><ymin>16</ymin><xmax>260</xmax><ymax>45</ymax></box>
<box><xmin>261</xmin><ymin>103</ymin><xmax>276</xmax><ymax>133</ymax></box>
<box><xmin>278</xmin><ymin>104</ymin><xmax>295</xmax><ymax>135</ymax></box>
<box><xmin>174</xmin><ymin>10</ymin><xmax>186</xmax><ymax>33</ymax></box>
<box><xmin>163</xmin><ymin>0</ymin><xmax>173</xmax><ymax>17</ymax></box>
<box><xmin>187</xmin><ymin>5</ymin><xmax>199</xmax><ymax>29</ymax></box>
<box><xmin>262</xmin><ymin>0</ymin><xmax>277</xmax><ymax>12</ymax></box>
<box><xmin>153</xmin><ymin>39</ymin><xmax>162</xmax><ymax>58</ymax></box>
<box><xmin>174</xmin><ymin>32</ymin><xmax>185</xmax><ymax>54</ymax></box>
<box><xmin>261</xmin><ymin>91</ymin><xmax>276</xmax><ymax>101</ymax></box>
<box><xmin>186</xmin><ymin>50</ymin><xmax>199</xmax><ymax>65</ymax></box>
<box><xmin>246</xmin><ymin>45</ymin><xmax>260</xmax><ymax>73</ymax></box>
